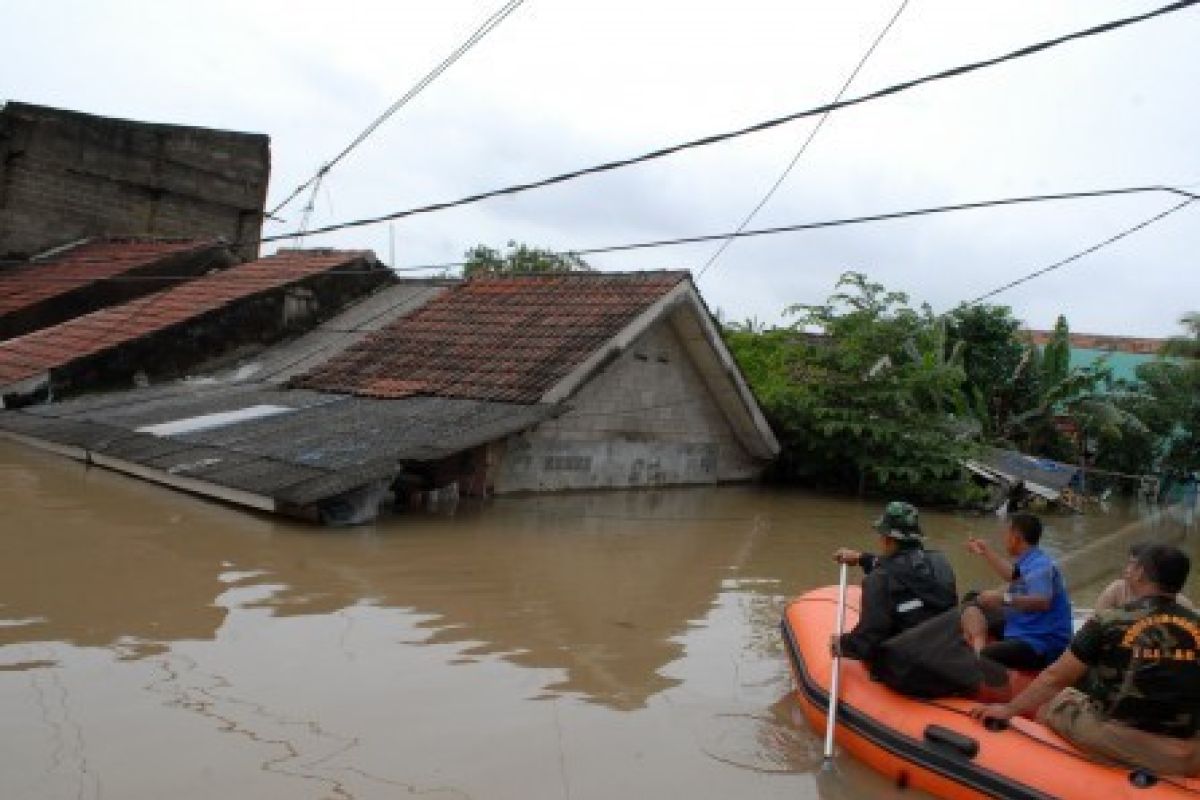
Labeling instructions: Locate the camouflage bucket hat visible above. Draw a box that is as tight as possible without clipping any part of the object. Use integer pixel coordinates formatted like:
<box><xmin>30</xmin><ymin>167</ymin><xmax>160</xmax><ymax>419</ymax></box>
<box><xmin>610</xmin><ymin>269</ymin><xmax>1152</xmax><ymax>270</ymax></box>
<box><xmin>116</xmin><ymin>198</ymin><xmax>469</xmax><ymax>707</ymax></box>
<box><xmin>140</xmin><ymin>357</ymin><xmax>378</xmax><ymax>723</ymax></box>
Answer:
<box><xmin>873</xmin><ymin>501</ymin><xmax>922</xmax><ymax>541</ymax></box>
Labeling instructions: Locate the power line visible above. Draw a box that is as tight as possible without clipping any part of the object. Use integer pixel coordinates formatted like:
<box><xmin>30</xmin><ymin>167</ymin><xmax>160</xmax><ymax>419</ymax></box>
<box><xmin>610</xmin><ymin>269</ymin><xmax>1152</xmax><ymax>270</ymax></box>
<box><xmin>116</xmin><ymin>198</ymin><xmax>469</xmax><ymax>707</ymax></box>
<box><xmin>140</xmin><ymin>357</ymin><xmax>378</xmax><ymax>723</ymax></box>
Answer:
<box><xmin>565</xmin><ymin>187</ymin><xmax>1199</xmax><ymax>258</ymax></box>
<box><xmin>964</xmin><ymin>196</ymin><xmax>1199</xmax><ymax>306</ymax></box>
<box><xmin>696</xmin><ymin>0</ymin><xmax>911</xmax><ymax>280</ymax></box>
<box><xmin>4</xmin><ymin>186</ymin><xmax>1196</xmax><ymax>285</ymax></box>
<box><xmin>258</xmin><ymin>0</ymin><xmax>1200</xmax><ymax>245</ymax></box>
<box><xmin>266</xmin><ymin>0</ymin><xmax>527</xmax><ymax>220</ymax></box>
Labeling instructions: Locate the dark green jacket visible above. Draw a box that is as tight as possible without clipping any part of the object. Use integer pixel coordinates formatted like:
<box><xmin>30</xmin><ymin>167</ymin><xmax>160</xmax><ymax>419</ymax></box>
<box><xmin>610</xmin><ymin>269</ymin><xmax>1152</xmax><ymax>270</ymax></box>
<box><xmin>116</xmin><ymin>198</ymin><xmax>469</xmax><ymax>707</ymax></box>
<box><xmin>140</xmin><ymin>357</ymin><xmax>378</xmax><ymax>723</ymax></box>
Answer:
<box><xmin>839</xmin><ymin>548</ymin><xmax>958</xmax><ymax>663</ymax></box>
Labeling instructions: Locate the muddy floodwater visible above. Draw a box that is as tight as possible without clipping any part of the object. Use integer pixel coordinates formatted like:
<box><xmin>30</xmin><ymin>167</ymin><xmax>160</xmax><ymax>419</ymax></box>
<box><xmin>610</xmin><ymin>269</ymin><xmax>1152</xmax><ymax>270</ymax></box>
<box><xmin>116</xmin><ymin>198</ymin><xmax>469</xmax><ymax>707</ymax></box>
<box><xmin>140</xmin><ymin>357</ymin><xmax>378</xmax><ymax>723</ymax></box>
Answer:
<box><xmin>2</xmin><ymin>440</ymin><xmax>1197</xmax><ymax>800</ymax></box>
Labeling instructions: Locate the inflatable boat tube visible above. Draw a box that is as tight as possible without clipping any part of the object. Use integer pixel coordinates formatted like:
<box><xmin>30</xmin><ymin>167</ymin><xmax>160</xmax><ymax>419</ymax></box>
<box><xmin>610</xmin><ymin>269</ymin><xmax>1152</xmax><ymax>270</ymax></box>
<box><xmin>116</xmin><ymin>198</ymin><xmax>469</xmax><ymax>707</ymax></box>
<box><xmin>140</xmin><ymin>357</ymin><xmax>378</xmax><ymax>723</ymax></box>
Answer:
<box><xmin>782</xmin><ymin>586</ymin><xmax>1200</xmax><ymax>799</ymax></box>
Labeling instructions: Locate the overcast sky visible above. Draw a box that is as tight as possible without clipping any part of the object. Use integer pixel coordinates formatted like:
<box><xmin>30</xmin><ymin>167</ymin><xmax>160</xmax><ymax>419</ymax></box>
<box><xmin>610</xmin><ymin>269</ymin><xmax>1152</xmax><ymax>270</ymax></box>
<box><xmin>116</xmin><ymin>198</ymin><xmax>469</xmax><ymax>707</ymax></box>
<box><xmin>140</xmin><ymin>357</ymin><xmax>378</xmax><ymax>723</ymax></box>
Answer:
<box><xmin>5</xmin><ymin>0</ymin><xmax>1198</xmax><ymax>336</ymax></box>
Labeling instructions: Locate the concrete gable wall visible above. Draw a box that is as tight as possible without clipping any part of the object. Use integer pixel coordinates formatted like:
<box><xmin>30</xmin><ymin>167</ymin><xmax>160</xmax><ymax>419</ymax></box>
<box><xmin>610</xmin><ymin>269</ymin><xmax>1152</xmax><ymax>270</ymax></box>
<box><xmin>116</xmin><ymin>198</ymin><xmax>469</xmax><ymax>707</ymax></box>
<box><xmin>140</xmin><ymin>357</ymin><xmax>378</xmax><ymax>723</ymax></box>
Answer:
<box><xmin>494</xmin><ymin>318</ymin><xmax>765</xmax><ymax>493</ymax></box>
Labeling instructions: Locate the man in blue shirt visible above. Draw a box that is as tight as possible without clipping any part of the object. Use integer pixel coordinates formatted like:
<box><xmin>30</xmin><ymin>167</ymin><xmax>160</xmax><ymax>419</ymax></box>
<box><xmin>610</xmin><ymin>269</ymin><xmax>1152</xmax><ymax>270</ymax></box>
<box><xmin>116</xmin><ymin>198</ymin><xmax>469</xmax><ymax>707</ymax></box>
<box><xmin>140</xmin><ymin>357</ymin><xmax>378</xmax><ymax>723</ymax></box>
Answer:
<box><xmin>961</xmin><ymin>513</ymin><xmax>1073</xmax><ymax>670</ymax></box>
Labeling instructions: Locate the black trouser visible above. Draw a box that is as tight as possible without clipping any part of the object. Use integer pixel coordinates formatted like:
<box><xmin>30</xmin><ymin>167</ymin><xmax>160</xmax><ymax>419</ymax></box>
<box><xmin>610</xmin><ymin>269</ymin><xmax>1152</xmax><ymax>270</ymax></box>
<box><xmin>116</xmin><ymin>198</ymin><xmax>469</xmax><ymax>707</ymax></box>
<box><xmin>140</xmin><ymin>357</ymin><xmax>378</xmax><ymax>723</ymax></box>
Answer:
<box><xmin>969</xmin><ymin>601</ymin><xmax>1051</xmax><ymax>670</ymax></box>
<box><xmin>980</xmin><ymin>638</ymin><xmax>1047</xmax><ymax>670</ymax></box>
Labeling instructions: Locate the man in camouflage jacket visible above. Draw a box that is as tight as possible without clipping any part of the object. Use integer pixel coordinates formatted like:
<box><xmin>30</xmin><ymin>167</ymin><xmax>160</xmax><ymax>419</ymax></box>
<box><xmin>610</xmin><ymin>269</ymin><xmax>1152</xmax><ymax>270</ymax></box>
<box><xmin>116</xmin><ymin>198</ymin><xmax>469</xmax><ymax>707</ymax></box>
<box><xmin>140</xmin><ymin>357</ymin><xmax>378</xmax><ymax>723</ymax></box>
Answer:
<box><xmin>972</xmin><ymin>543</ymin><xmax>1200</xmax><ymax>776</ymax></box>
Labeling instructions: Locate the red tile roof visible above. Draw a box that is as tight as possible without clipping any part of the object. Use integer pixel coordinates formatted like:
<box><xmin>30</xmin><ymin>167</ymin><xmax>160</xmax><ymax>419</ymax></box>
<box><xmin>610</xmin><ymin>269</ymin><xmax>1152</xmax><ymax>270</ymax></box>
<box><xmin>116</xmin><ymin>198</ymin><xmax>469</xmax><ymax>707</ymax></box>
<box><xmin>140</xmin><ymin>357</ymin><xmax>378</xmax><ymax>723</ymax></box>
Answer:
<box><xmin>0</xmin><ymin>238</ymin><xmax>218</xmax><ymax>318</ymax></box>
<box><xmin>0</xmin><ymin>250</ymin><xmax>372</xmax><ymax>388</ymax></box>
<box><xmin>294</xmin><ymin>271</ymin><xmax>689</xmax><ymax>403</ymax></box>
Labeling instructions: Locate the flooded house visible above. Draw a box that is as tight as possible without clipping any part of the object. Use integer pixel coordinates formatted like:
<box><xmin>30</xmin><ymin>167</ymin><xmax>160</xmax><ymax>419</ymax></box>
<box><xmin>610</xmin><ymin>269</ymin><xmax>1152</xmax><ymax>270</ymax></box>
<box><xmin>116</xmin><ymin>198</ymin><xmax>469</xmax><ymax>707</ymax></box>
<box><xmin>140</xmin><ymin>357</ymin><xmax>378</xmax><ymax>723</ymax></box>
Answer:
<box><xmin>0</xmin><ymin>247</ymin><xmax>389</xmax><ymax>405</ymax></box>
<box><xmin>0</xmin><ymin>270</ymin><xmax>779</xmax><ymax>524</ymax></box>
<box><xmin>0</xmin><ymin>237</ymin><xmax>236</xmax><ymax>341</ymax></box>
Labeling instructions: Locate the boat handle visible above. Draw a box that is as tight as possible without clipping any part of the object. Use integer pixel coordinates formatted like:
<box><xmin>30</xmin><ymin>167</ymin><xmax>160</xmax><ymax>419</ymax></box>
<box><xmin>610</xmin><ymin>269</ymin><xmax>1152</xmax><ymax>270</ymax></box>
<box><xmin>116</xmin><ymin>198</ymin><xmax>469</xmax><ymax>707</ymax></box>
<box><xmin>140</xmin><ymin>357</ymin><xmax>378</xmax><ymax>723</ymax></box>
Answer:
<box><xmin>924</xmin><ymin>725</ymin><xmax>980</xmax><ymax>759</ymax></box>
<box><xmin>1129</xmin><ymin>769</ymin><xmax>1159</xmax><ymax>789</ymax></box>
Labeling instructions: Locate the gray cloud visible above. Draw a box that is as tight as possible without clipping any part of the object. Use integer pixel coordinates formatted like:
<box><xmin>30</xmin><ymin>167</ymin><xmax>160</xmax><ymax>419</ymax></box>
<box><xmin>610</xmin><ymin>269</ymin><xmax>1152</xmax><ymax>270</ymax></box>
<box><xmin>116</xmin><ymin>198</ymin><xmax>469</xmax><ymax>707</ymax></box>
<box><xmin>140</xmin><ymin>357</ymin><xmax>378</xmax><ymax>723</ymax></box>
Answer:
<box><xmin>3</xmin><ymin>0</ymin><xmax>1197</xmax><ymax>336</ymax></box>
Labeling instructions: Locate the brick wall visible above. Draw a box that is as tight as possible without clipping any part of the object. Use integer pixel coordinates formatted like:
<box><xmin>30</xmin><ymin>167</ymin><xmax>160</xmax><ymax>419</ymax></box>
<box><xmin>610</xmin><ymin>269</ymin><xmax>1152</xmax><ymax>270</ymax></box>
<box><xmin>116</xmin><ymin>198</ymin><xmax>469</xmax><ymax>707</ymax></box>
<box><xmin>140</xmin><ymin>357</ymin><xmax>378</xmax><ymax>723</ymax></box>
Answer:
<box><xmin>0</xmin><ymin>102</ymin><xmax>270</xmax><ymax>259</ymax></box>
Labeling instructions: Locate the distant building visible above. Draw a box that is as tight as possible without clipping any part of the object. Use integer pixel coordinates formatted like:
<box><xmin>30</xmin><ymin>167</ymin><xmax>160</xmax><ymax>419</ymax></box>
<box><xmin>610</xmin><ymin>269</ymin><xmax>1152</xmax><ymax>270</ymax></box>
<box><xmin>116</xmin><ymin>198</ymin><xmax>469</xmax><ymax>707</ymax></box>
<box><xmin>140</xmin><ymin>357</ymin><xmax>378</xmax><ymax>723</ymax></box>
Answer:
<box><xmin>0</xmin><ymin>102</ymin><xmax>270</xmax><ymax>259</ymax></box>
<box><xmin>1024</xmin><ymin>329</ymin><xmax>1168</xmax><ymax>385</ymax></box>
<box><xmin>0</xmin><ymin>271</ymin><xmax>779</xmax><ymax>524</ymax></box>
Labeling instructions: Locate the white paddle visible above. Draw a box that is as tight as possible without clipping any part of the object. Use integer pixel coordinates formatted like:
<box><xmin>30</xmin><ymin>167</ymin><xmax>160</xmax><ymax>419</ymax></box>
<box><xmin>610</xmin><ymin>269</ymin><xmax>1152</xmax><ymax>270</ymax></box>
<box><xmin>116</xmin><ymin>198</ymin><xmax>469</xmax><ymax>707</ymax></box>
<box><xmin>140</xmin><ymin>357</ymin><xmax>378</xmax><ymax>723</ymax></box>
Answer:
<box><xmin>824</xmin><ymin>561</ymin><xmax>850</xmax><ymax>763</ymax></box>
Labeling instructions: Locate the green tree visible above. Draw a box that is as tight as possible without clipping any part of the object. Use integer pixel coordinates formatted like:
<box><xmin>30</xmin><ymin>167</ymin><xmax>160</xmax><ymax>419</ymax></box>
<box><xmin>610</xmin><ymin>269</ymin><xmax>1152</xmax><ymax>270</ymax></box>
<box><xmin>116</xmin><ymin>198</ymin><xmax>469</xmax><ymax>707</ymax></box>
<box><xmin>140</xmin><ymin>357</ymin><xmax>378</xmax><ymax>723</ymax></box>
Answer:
<box><xmin>944</xmin><ymin>304</ymin><xmax>1026</xmax><ymax>440</ymax></box>
<box><xmin>1163</xmin><ymin>311</ymin><xmax>1200</xmax><ymax>358</ymax></box>
<box><xmin>1041</xmin><ymin>314</ymin><xmax>1072</xmax><ymax>388</ymax></box>
<box><xmin>1142</xmin><ymin>313</ymin><xmax>1199</xmax><ymax>473</ymax></box>
<box><xmin>463</xmin><ymin>241</ymin><xmax>591</xmax><ymax>276</ymax></box>
<box><xmin>1124</xmin><ymin>331</ymin><xmax>1200</xmax><ymax>473</ymax></box>
<box><xmin>1000</xmin><ymin>315</ymin><xmax>1148</xmax><ymax>469</ymax></box>
<box><xmin>726</xmin><ymin>272</ymin><xmax>976</xmax><ymax>503</ymax></box>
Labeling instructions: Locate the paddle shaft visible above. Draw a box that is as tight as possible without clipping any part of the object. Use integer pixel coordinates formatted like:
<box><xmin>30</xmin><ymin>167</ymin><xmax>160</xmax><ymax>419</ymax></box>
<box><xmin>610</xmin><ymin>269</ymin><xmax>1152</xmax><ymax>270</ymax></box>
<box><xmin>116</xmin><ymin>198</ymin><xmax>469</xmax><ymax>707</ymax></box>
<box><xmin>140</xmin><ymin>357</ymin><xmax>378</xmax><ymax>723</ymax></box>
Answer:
<box><xmin>824</xmin><ymin>562</ymin><xmax>849</xmax><ymax>761</ymax></box>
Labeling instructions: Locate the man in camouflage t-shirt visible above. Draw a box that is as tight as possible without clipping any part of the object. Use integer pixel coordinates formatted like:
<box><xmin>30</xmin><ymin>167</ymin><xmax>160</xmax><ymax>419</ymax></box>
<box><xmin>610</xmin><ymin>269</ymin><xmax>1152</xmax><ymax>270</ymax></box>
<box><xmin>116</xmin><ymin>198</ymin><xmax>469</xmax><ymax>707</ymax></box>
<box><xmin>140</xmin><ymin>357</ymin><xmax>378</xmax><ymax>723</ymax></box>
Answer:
<box><xmin>972</xmin><ymin>544</ymin><xmax>1200</xmax><ymax>776</ymax></box>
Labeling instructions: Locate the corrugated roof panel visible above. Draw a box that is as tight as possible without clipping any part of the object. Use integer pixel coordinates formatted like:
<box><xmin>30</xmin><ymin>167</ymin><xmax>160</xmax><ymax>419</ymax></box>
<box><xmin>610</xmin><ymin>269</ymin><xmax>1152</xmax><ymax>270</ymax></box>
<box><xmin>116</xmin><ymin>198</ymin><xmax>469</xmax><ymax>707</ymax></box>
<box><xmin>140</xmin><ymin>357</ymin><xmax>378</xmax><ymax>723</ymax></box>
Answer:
<box><xmin>0</xmin><ymin>388</ymin><xmax>560</xmax><ymax>509</ymax></box>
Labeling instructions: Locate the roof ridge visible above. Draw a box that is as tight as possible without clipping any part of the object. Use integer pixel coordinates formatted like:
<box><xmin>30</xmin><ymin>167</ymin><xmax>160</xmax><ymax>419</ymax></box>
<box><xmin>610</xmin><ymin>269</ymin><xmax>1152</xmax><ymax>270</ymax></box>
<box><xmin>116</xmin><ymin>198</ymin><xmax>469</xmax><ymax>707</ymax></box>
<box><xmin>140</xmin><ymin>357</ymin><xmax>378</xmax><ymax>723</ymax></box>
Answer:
<box><xmin>463</xmin><ymin>269</ymin><xmax>690</xmax><ymax>281</ymax></box>
<box><xmin>270</xmin><ymin>248</ymin><xmax>375</xmax><ymax>258</ymax></box>
<box><xmin>26</xmin><ymin>236</ymin><xmax>221</xmax><ymax>263</ymax></box>
<box><xmin>98</xmin><ymin>235</ymin><xmax>221</xmax><ymax>245</ymax></box>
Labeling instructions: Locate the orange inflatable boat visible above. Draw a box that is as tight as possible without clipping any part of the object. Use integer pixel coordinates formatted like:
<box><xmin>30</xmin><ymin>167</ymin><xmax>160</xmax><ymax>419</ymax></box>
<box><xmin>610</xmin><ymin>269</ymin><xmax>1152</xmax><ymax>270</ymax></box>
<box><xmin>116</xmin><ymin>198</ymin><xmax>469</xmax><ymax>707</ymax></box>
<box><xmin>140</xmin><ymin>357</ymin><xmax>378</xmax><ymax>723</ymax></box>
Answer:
<box><xmin>782</xmin><ymin>586</ymin><xmax>1200</xmax><ymax>799</ymax></box>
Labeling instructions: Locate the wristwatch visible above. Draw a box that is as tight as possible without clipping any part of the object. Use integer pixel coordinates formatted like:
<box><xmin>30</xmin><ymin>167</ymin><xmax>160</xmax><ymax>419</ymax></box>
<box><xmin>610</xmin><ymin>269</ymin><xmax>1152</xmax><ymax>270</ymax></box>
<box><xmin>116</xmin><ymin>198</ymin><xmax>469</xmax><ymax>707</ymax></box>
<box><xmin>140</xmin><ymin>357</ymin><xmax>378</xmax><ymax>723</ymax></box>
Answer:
<box><xmin>1002</xmin><ymin>592</ymin><xmax>1014</xmax><ymax>607</ymax></box>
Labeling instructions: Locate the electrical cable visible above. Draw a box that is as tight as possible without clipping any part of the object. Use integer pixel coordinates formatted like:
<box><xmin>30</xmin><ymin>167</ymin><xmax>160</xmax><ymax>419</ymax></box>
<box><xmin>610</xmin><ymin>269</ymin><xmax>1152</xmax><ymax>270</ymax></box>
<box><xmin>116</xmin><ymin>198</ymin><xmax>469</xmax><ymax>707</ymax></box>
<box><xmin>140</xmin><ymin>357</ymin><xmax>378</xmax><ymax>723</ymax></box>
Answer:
<box><xmin>566</xmin><ymin>187</ymin><xmax>1199</xmax><ymax>258</ymax></box>
<box><xmin>258</xmin><ymin>0</ymin><xmax>1200</xmax><ymax>245</ymax></box>
<box><xmin>266</xmin><ymin>0</ymin><xmax>527</xmax><ymax>220</ymax></box>
<box><xmin>2</xmin><ymin>185</ymin><xmax>1194</xmax><ymax>286</ymax></box>
<box><xmin>695</xmin><ymin>0</ymin><xmax>911</xmax><ymax>280</ymax></box>
<box><xmin>964</xmin><ymin>196</ymin><xmax>1199</xmax><ymax>305</ymax></box>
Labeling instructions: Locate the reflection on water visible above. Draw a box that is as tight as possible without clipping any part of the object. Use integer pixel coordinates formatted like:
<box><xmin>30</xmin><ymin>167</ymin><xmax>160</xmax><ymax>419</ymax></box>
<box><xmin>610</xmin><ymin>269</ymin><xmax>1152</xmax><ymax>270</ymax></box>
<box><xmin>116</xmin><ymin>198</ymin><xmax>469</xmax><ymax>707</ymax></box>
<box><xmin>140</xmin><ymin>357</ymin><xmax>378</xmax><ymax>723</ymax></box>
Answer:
<box><xmin>1</xmin><ymin>440</ymin><xmax>1194</xmax><ymax>799</ymax></box>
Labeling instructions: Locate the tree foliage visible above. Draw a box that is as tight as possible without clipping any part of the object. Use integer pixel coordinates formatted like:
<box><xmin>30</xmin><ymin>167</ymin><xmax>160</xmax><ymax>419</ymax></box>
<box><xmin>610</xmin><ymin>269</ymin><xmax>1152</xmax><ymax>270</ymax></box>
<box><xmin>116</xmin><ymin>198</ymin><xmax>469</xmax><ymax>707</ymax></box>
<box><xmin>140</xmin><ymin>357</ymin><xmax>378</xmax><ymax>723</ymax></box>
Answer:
<box><xmin>1163</xmin><ymin>312</ymin><xmax>1200</xmax><ymax>359</ymax></box>
<box><xmin>1108</xmin><ymin>335</ymin><xmax>1200</xmax><ymax>475</ymax></box>
<box><xmin>1139</xmin><ymin>362</ymin><xmax>1200</xmax><ymax>471</ymax></box>
<box><xmin>725</xmin><ymin>272</ymin><xmax>1192</xmax><ymax>500</ymax></box>
<box><xmin>463</xmin><ymin>241</ymin><xmax>591</xmax><ymax>276</ymax></box>
<box><xmin>726</xmin><ymin>272</ymin><xmax>976</xmax><ymax>504</ymax></box>
<box><xmin>986</xmin><ymin>314</ymin><xmax>1145</xmax><ymax>466</ymax></box>
<box><xmin>944</xmin><ymin>304</ymin><xmax>1027</xmax><ymax>441</ymax></box>
<box><xmin>1041</xmin><ymin>315</ymin><xmax>1072</xmax><ymax>388</ymax></box>
<box><xmin>459</xmin><ymin>247</ymin><xmax>1183</xmax><ymax>493</ymax></box>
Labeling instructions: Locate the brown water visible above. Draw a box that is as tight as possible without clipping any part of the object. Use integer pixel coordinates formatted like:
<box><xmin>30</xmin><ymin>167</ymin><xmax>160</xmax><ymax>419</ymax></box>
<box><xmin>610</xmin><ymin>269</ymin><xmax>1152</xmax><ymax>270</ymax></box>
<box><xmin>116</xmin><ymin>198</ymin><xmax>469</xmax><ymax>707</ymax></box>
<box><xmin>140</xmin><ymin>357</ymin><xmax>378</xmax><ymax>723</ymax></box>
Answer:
<box><xmin>1</xmin><ymin>439</ymin><xmax>1195</xmax><ymax>800</ymax></box>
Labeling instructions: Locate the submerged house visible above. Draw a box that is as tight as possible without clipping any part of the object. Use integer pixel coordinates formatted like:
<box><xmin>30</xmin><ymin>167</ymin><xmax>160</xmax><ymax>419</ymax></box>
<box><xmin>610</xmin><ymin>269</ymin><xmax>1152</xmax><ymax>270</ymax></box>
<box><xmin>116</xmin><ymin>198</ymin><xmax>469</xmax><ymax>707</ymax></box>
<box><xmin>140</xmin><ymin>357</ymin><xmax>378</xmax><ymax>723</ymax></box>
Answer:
<box><xmin>0</xmin><ymin>237</ymin><xmax>236</xmax><ymax>341</ymax></box>
<box><xmin>294</xmin><ymin>270</ymin><xmax>778</xmax><ymax>493</ymax></box>
<box><xmin>0</xmin><ymin>270</ymin><xmax>779</xmax><ymax>523</ymax></box>
<box><xmin>963</xmin><ymin>447</ymin><xmax>1083</xmax><ymax>505</ymax></box>
<box><xmin>0</xmin><ymin>247</ymin><xmax>388</xmax><ymax>405</ymax></box>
